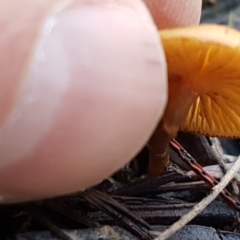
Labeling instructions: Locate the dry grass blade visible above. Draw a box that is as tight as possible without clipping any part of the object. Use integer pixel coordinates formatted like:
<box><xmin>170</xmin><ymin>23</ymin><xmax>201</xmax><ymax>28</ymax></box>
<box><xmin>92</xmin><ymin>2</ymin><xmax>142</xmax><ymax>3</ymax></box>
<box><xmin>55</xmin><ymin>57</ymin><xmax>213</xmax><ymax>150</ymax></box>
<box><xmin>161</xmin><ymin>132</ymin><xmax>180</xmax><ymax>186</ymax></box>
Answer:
<box><xmin>153</xmin><ymin>155</ymin><xmax>240</xmax><ymax>240</ymax></box>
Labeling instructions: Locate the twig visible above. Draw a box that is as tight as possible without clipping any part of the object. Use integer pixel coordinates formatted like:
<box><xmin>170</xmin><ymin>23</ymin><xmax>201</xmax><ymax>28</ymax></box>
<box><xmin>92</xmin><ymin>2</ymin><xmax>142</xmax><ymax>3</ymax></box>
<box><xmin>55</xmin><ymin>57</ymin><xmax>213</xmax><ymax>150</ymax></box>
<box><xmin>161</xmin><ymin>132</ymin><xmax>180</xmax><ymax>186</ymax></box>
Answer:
<box><xmin>45</xmin><ymin>200</ymin><xmax>100</xmax><ymax>228</ymax></box>
<box><xmin>170</xmin><ymin>139</ymin><xmax>240</xmax><ymax>211</ymax></box>
<box><xmin>110</xmin><ymin>172</ymin><xmax>188</xmax><ymax>196</ymax></box>
<box><xmin>26</xmin><ymin>204</ymin><xmax>72</xmax><ymax>240</ymax></box>
<box><xmin>211</xmin><ymin>138</ymin><xmax>239</xmax><ymax>195</ymax></box>
<box><xmin>153</xmin><ymin>154</ymin><xmax>240</xmax><ymax>240</ymax></box>
<box><xmin>80</xmin><ymin>189</ymin><xmax>152</xmax><ymax>240</ymax></box>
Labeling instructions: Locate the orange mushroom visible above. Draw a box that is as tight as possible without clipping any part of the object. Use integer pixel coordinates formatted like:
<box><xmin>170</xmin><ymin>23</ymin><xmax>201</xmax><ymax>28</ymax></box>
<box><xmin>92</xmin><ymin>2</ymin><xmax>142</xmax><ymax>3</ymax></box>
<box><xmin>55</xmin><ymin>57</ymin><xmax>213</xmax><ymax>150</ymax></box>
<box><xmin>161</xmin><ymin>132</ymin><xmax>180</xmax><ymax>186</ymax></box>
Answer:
<box><xmin>148</xmin><ymin>24</ymin><xmax>240</xmax><ymax>175</ymax></box>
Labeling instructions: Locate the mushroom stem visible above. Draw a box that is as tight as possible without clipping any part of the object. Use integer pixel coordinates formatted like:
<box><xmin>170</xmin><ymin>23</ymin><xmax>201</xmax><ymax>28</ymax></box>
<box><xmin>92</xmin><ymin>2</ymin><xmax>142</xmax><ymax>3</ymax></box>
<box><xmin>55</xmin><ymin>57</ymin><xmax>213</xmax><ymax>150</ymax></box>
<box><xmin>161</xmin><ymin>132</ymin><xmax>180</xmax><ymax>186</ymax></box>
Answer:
<box><xmin>147</xmin><ymin>120</ymin><xmax>171</xmax><ymax>175</ymax></box>
<box><xmin>148</xmin><ymin>78</ymin><xmax>197</xmax><ymax>175</ymax></box>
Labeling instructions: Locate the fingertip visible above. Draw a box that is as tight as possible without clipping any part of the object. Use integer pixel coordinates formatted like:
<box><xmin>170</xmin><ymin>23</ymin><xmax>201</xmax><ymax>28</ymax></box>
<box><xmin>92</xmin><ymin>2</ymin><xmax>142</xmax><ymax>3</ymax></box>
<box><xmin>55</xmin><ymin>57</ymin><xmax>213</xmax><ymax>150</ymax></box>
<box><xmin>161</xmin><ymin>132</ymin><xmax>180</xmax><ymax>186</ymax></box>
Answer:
<box><xmin>144</xmin><ymin>0</ymin><xmax>202</xmax><ymax>29</ymax></box>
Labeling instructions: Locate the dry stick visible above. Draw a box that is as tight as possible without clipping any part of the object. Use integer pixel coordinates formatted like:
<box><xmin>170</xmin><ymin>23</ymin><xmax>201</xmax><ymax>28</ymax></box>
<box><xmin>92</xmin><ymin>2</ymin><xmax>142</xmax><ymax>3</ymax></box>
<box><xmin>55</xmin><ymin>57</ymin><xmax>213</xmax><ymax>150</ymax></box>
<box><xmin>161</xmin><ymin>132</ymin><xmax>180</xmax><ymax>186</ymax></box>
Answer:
<box><xmin>153</xmin><ymin>155</ymin><xmax>240</xmax><ymax>240</ymax></box>
<box><xmin>211</xmin><ymin>138</ymin><xmax>239</xmax><ymax>195</ymax></box>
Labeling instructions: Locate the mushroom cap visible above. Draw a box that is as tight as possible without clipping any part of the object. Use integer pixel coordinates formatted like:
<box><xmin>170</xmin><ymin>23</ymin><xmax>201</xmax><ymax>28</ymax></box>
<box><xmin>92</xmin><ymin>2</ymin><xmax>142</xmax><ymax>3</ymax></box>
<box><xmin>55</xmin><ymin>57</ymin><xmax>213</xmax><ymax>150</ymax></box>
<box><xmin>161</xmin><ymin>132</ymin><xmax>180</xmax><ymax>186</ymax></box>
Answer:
<box><xmin>160</xmin><ymin>24</ymin><xmax>240</xmax><ymax>138</ymax></box>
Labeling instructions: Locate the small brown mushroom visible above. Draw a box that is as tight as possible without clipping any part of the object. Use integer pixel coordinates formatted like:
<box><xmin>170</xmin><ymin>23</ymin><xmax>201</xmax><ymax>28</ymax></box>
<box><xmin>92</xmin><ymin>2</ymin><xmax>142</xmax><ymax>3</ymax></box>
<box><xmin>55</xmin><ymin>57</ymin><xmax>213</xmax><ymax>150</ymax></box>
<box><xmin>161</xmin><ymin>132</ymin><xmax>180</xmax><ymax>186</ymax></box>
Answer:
<box><xmin>148</xmin><ymin>24</ymin><xmax>240</xmax><ymax>175</ymax></box>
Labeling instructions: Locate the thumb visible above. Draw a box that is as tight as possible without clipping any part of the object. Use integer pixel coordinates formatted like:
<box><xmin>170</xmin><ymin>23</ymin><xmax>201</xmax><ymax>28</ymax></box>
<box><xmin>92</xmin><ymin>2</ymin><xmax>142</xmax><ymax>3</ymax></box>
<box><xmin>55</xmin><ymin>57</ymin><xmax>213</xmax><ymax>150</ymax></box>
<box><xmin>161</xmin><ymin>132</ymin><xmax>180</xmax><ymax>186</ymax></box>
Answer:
<box><xmin>0</xmin><ymin>0</ymin><xmax>167</xmax><ymax>202</ymax></box>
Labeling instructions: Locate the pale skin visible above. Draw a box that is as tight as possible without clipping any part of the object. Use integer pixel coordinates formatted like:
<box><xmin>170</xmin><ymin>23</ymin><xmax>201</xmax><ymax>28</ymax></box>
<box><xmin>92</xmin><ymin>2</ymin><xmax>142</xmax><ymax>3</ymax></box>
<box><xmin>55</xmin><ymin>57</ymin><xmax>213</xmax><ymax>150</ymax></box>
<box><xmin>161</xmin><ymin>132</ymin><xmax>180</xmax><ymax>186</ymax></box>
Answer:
<box><xmin>0</xmin><ymin>0</ymin><xmax>201</xmax><ymax>202</ymax></box>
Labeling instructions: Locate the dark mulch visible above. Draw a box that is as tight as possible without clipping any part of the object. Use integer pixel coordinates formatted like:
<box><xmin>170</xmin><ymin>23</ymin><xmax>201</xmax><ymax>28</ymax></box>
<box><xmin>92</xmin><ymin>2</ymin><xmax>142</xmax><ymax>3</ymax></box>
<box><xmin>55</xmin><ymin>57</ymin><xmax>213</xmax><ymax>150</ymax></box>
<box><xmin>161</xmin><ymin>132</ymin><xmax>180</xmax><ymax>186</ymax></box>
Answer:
<box><xmin>2</xmin><ymin>131</ymin><xmax>240</xmax><ymax>240</ymax></box>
